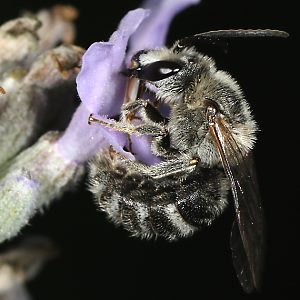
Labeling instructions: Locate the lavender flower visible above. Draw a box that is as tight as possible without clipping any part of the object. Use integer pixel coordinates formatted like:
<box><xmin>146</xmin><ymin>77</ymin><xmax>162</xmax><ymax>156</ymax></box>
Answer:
<box><xmin>0</xmin><ymin>6</ymin><xmax>84</xmax><ymax>243</ymax></box>
<box><xmin>0</xmin><ymin>0</ymin><xmax>200</xmax><ymax>244</ymax></box>
<box><xmin>75</xmin><ymin>0</ymin><xmax>200</xmax><ymax>164</ymax></box>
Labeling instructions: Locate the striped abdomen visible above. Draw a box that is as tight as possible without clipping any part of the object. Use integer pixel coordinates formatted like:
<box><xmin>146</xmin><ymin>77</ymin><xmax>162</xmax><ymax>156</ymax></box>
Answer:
<box><xmin>88</xmin><ymin>153</ymin><xmax>229</xmax><ymax>241</ymax></box>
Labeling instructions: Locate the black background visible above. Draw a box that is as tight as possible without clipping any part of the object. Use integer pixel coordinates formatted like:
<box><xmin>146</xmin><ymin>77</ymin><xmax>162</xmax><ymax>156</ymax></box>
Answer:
<box><xmin>1</xmin><ymin>0</ymin><xmax>297</xmax><ymax>299</ymax></box>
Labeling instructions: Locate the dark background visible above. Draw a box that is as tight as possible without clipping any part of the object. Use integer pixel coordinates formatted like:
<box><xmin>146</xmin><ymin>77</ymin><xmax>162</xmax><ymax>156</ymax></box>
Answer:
<box><xmin>1</xmin><ymin>0</ymin><xmax>297</xmax><ymax>299</ymax></box>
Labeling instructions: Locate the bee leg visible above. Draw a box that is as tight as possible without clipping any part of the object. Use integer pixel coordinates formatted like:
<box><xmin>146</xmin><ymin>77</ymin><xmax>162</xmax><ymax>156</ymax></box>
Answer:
<box><xmin>88</xmin><ymin>114</ymin><xmax>142</xmax><ymax>135</ymax></box>
<box><xmin>122</xmin><ymin>99</ymin><xmax>171</xmax><ymax>144</ymax></box>
<box><xmin>124</xmin><ymin>101</ymin><xmax>178</xmax><ymax>159</ymax></box>
<box><xmin>122</xmin><ymin>99</ymin><xmax>167</xmax><ymax>125</ymax></box>
<box><xmin>121</xmin><ymin>155</ymin><xmax>199</xmax><ymax>179</ymax></box>
<box><xmin>121</xmin><ymin>100</ymin><xmax>179</xmax><ymax>159</ymax></box>
<box><xmin>151</xmin><ymin>135</ymin><xmax>180</xmax><ymax>159</ymax></box>
<box><xmin>88</xmin><ymin>113</ymin><xmax>167</xmax><ymax>137</ymax></box>
<box><xmin>133</xmin><ymin>123</ymin><xmax>167</xmax><ymax>136</ymax></box>
<box><xmin>150</xmin><ymin>157</ymin><xmax>199</xmax><ymax>179</ymax></box>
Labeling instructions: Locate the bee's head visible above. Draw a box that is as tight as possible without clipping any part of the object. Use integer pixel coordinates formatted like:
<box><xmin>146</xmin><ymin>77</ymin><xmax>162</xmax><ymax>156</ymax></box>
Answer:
<box><xmin>123</xmin><ymin>46</ymin><xmax>215</xmax><ymax>104</ymax></box>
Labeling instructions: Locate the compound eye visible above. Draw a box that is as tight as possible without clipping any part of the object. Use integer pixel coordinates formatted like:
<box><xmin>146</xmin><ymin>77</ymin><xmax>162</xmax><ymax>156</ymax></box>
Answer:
<box><xmin>137</xmin><ymin>60</ymin><xmax>182</xmax><ymax>81</ymax></box>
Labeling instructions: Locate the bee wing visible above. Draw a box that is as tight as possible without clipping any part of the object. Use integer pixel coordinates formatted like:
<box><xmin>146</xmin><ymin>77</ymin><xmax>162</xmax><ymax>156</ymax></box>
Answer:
<box><xmin>228</xmin><ymin>152</ymin><xmax>265</xmax><ymax>293</ymax></box>
<box><xmin>209</xmin><ymin>116</ymin><xmax>265</xmax><ymax>293</ymax></box>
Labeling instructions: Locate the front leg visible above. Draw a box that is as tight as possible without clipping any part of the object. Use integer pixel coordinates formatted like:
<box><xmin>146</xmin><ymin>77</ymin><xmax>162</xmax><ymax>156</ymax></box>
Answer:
<box><xmin>122</xmin><ymin>99</ymin><xmax>180</xmax><ymax>158</ymax></box>
<box><xmin>121</xmin><ymin>99</ymin><xmax>167</xmax><ymax>125</ymax></box>
<box><xmin>88</xmin><ymin>113</ymin><xmax>167</xmax><ymax>137</ymax></box>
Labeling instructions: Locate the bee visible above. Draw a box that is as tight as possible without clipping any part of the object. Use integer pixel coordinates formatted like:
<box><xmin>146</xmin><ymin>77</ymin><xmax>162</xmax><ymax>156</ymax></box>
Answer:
<box><xmin>87</xmin><ymin>29</ymin><xmax>289</xmax><ymax>293</ymax></box>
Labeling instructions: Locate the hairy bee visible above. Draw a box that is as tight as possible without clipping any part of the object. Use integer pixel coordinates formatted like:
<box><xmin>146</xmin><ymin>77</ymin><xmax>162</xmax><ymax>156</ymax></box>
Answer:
<box><xmin>88</xmin><ymin>30</ymin><xmax>288</xmax><ymax>293</ymax></box>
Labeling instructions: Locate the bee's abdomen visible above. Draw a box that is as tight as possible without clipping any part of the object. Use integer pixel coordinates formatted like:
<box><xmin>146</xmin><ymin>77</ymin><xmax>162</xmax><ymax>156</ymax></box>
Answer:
<box><xmin>88</xmin><ymin>154</ymin><xmax>229</xmax><ymax>241</ymax></box>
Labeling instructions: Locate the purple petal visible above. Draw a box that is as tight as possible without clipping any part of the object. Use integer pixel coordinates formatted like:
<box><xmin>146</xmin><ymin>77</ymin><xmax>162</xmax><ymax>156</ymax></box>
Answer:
<box><xmin>127</xmin><ymin>0</ymin><xmax>201</xmax><ymax>59</ymax></box>
<box><xmin>56</xmin><ymin>104</ymin><xmax>134</xmax><ymax>163</ymax></box>
<box><xmin>72</xmin><ymin>2</ymin><xmax>201</xmax><ymax>165</ymax></box>
<box><xmin>76</xmin><ymin>8</ymin><xmax>150</xmax><ymax>116</ymax></box>
<box><xmin>130</xmin><ymin>135</ymin><xmax>161</xmax><ymax>165</ymax></box>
